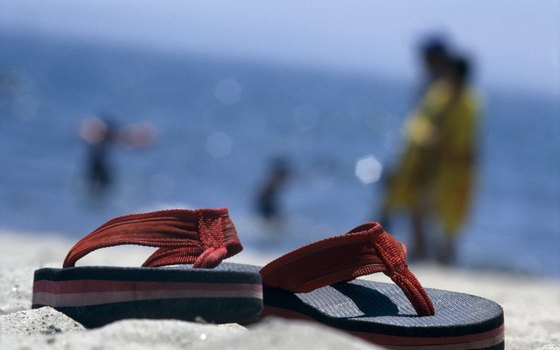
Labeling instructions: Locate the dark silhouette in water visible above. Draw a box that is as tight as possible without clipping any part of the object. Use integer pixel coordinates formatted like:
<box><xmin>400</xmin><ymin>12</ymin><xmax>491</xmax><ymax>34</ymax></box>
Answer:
<box><xmin>79</xmin><ymin>116</ymin><xmax>116</xmax><ymax>194</ymax></box>
<box><xmin>256</xmin><ymin>158</ymin><xmax>291</xmax><ymax>222</ymax></box>
<box><xmin>79</xmin><ymin>114</ymin><xmax>157</xmax><ymax>195</ymax></box>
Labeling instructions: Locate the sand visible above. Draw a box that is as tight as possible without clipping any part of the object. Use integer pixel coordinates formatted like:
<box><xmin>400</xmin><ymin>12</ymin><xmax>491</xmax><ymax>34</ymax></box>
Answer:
<box><xmin>0</xmin><ymin>230</ymin><xmax>558</xmax><ymax>349</ymax></box>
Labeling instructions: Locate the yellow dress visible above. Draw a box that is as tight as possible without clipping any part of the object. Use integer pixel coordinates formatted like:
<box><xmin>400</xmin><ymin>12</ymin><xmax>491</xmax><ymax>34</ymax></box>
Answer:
<box><xmin>384</xmin><ymin>79</ymin><xmax>480</xmax><ymax>235</ymax></box>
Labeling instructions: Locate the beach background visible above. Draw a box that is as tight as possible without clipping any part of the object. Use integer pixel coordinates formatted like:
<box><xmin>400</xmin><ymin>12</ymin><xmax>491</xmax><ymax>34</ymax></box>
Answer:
<box><xmin>0</xmin><ymin>1</ymin><xmax>559</xmax><ymax>348</ymax></box>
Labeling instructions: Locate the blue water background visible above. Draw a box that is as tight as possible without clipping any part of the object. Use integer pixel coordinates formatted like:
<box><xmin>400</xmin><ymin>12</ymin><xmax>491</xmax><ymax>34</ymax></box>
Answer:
<box><xmin>1</xmin><ymin>32</ymin><xmax>558</xmax><ymax>276</ymax></box>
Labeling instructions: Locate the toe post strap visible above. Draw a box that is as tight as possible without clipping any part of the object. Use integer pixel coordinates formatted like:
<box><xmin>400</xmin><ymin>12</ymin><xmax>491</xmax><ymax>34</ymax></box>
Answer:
<box><xmin>260</xmin><ymin>222</ymin><xmax>435</xmax><ymax>316</ymax></box>
<box><xmin>373</xmin><ymin>229</ymin><xmax>435</xmax><ymax>316</ymax></box>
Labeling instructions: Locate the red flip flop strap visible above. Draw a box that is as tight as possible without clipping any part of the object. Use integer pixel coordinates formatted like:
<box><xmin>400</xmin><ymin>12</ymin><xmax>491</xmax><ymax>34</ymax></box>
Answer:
<box><xmin>374</xmin><ymin>231</ymin><xmax>435</xmax><ymax>316</ymax></box>
<box><xmin>260</xmin><ymin>222</ymin><xmax>435</xmax><ymax>316</ymax></box>
<box><xmin>62</xmin><ymin>208</ymin><xmax>242</xmax><ymax>269</ymax></box>
<box><xmin>260</xmin><ymin>223</ymin><xmax>387</xmax><ymax>293</ymax></box>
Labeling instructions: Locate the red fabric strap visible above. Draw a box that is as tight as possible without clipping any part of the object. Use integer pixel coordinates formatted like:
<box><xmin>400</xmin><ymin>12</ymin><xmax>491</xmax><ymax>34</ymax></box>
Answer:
<box><xmin>62</xmin><ymin>208</ymin><xmax>242</xmax><ymax>269</ymax></box>
<box><xmin>260</xmin><ymin>222</ymin><xmax>435</xmax><ymax>316</ymax></box>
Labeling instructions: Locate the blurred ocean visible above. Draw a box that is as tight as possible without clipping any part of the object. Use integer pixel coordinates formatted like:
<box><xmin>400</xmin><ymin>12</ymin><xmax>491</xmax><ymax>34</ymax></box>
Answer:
<box><xmin>0</xmin><ymin>32</ymin><xmax>558</xmax><ymax>276</ymax></box>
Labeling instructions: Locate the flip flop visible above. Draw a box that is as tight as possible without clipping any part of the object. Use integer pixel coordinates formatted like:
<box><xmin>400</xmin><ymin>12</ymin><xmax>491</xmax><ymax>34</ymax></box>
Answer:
<box><xmin>258</xmin><ymin>222</ymin><xmax>504</xmax><ymax>350</ymax></box>
<box><xmin>32</xmin><ymin>208</ymin><xmax>263</xmax><ymax>328</ymax></box>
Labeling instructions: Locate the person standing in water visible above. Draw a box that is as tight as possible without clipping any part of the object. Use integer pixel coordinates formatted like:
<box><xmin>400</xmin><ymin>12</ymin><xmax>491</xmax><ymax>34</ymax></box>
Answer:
<box><xmin>380</xmin><ymin>55</ymin><xmax>480</xmax><ymax>264</ymax></box>
<box><xmin>79</xmin><ymin>114</ymin><xmax>157</xmax><ymax>196</ymax></box>
<box><xmin>79</xmin><ymin>116</ymin><xmax>116</xmax><ymax>195</ymax></box>
<box><xmin>256</xmin><ymin>158</ymin><xmax>291</xmax><ymax>223</ymax></box>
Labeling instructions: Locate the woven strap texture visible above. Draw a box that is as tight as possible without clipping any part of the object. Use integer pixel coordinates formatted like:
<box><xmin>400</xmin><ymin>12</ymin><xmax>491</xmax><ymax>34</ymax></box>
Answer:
<box><xmin>260</xmin><ymin>222</ymin><xmax>435</xmax><ymax>316</ymax></box>
<box><xmin>62</xmin><ymin>208</ymin><xmax>242</xmax><ymax>269</ymax></box>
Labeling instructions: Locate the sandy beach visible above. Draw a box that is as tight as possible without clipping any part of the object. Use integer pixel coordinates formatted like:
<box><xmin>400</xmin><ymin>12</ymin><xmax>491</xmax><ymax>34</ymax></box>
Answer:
<box><xmin>1</xmin><ymin>230</ymin><xmax>558</xmax><ymax>349</ymax></box>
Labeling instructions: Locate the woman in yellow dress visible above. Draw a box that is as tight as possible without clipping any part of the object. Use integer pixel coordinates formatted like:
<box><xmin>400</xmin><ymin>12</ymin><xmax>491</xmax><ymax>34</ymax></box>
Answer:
<box><xmin>381</xmin><ymin>56</ymin><xmax>480</xmax><ymax>264</ymax></box>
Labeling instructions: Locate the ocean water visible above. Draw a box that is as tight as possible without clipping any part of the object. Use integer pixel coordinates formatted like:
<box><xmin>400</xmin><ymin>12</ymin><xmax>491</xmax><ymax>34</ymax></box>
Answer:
<box><xmin>0</xmin><ymin>32</ymin><xmax>558</xmax><ymax>276</ymax></box>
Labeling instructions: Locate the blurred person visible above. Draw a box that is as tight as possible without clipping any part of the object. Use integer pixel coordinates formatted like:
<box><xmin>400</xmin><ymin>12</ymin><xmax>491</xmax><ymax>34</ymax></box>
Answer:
<box><xmin>417</xmin><ymin>36</ymin><xmax>449</xmax><ymax>98</ymax></box>
<box><xmin>380</xmin><ymin>55</ymin><xmax>480</xmax><ymax>264</ymax></box>
<box><xmin>79</xmin><ymin>114</ymin><xmax>157</xmax><ymax>195</ymax></box>
<box><xmin>377</xmin><ymin>36</ymin><xmax>450</xmax><ymax>230</ymax></box>
<box><xmin>256</xmin><ymin>158</ymin><xmax>292</xmax><ymax>223</ymax></box>
<box><xmin>79</xmin><ymin>115</ymin><xmax>116</xmax><ymax>194</ymax></box>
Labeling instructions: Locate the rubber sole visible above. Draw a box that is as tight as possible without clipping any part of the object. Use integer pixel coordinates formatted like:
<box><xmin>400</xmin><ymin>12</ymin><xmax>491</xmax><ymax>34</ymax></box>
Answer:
<box><xmin>261</xmin><ymin>279</ymin><xmax>504</xmax><ymax>350</ymax></box>
<box><xmin>33</xmin><ymin>263</ymin><xmax>263</xmax><ymax>328</ymax></box>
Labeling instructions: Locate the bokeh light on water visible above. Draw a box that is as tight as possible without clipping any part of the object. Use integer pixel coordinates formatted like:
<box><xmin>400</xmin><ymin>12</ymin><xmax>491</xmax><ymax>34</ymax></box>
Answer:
<box><xmin>206</xmin><ymin>132</ymin><xmax>233</xmax><ymax>159</ymax></box>
<box><xmin>355</xmin><ymin>155</ymin><xmax>383</xmax><ymax>185</ymax></box>
<box><xmin>214</xmin><ymin>78</ymin><xmax>243</xmax><ymax>106</ymax></box>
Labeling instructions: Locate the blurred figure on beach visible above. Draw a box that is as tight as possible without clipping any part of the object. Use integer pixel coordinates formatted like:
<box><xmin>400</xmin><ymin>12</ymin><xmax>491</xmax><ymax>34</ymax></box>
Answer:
<box><xmin>380</xmin><ymin>43</ymin><xmax>480</xmax><ymax>264</ymax></box>
<box><xmin>79</xmin><ymin>114</ymin><xmax>157</xmax><ymax>196</ymax></box>
<box><xmin>256</xmin><ymin>158</ymin><xmax>292</xmax><ymax>224</ymax></box>
<box><xmin>79</xmin><ymin>115</ymin><xmax>116</xmax><ymax>194</ymax></box>
<box><xmin>416</xmin><ymin>37</ymin><xmax>450</xmax><ymax>99</ymax></box>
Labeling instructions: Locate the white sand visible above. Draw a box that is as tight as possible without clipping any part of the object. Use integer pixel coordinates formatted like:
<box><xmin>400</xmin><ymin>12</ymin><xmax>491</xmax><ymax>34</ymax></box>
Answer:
<box><xmin>0</xmin><ymin>230</ymin><xmax>559</xmax><ymax>349</ymax></box>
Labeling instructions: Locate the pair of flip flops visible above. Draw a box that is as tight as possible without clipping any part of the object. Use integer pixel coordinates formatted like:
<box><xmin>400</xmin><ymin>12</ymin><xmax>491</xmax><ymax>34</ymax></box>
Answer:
<box><xmin>33</xmin><ymin>208</ymin><xmax>504</xmax><ymax>349</ymax></box>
